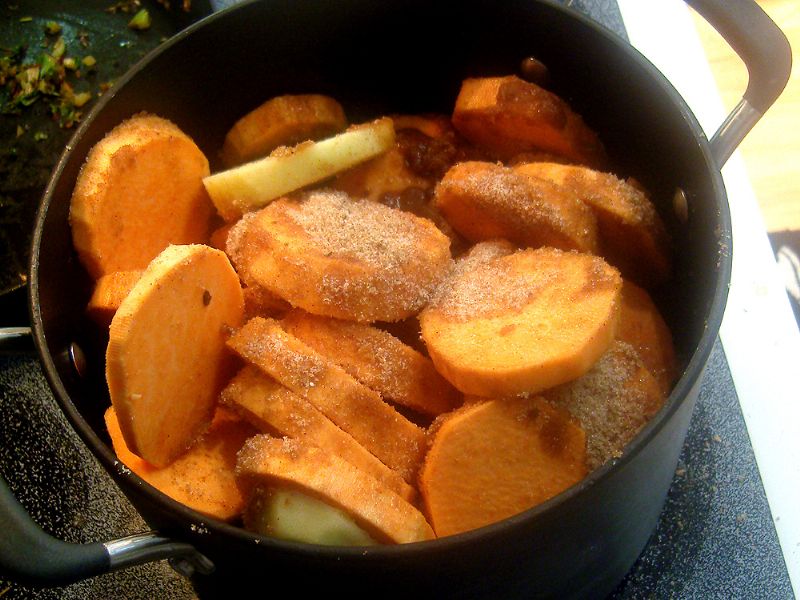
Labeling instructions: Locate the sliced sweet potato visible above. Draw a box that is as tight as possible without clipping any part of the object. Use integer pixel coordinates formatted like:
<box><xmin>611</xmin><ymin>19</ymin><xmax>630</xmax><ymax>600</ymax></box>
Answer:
<box><xmin>514</xmin><ymin>162</ymin><xmax>672</xmax><ymax>287</ymax></box>
<box><xmin>228</xmin><ymin>190</ymin><xmax>452</xmax><ymax>323</ymax></box>
<box><xmin>106</xmin><ymin>244</ymin><xmax>245</xmax><ymax>467</ymax></box>
<box><xmin>220</xmin><ymin>365</ymin><xmax>415</xmax><ymax>502</ymax></box>
<box><xmin>331</xmin><ymin>146</ymin><xmax>431</xmax><ymax>203</ymax></box>
<box><xmin>204</xmin><ymin>118</ymin><xmax>395</xmax><ymax>221</ymax></box>
<box><xmin>220</xmin><ymin>94</ymin><xmax>347</xmax><ymax>167</ymax></box>
<box><xmin>86</xmin><ymin>270</ymin><xmax>143</xmax><ymax>328</ymax></box>
<box><xmin>226</xmin><ymin>317</ymin><xmax>426</xmax><ymax>482</ymax></box>
<box><xmin>70</xmin><ymin>113</ymin><xmax>214</xmax><ymax>279</ymax></box>
<box><xmin>616</xmin><ymin>280</ymin><xmax>678</xmax><ymax>396</ymax></box>
<box><xmin>543</xmin><ymin>340</ymin><xmax>666</xmax><ymax>469</ymax></box>
<box><xmin>281</xmin><ymin>309</ymin><xmax>462</xmax><ymax>417</ymax></box>
<box><xmin>433</xmin><ymin>161</ymin><xmax>599</xmax><ymax>253</ymax></box>
<box><xmin>390</xmin><ymin>114</ymin><xmax>453</xmax><ymax>139</ymax></box>
<box><xmin>105</xmin><ymin>405</ymin><xmax>256</xmax><ymax>520</ymax></box>
<box><xmin>236</xmin><ymin>434</ymin><xmax>435</xmax><ymax>544</ymax></box>
<box><xmin>419</xmin><ymin>395</ymin><xmax>587</xmax><ymax>538</ymax></box>
<box><xmin>452</xmin><ymin>75</ymin><xmax>607</xmax><ymax>167</ymax></box>
<box><xmin>419</xmin><ymin>246</ymin><xmax>622</xmax><ymax>397</ymax></box>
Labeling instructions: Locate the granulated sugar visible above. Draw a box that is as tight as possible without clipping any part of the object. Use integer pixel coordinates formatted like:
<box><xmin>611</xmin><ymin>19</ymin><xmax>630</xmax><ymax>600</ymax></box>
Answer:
<box><xmin>544</xmin><ymin>341</ymin><xmax>665</xmax><ymax>470</ymax></box>
<box><xmin>291</xmin><ymin>190</ymin><xmax>424</xmax><ymax>272</ymax></box>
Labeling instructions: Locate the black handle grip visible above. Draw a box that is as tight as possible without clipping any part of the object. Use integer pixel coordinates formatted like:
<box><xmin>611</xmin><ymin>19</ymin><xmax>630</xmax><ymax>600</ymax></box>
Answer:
<box><xmin>687</xmin><ymin>0</ymin><xmax>791</xmax><ymax>114</ymax></box>
<box><xmin>686</xmin><ymin>0</ymin><xmax>792</xmax><ymax>165</ymax></box>
<box><xmin>0</xmin><ymin>475</ymin><xmax>110</xmax><ymax>586</ymax></box>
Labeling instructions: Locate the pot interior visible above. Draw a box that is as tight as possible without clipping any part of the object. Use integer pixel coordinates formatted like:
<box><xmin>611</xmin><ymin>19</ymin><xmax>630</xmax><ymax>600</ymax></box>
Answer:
<box><xmin>29</xmin><ymin>0</ymin><xmax>730</xmax><ymax>596</ymax></box>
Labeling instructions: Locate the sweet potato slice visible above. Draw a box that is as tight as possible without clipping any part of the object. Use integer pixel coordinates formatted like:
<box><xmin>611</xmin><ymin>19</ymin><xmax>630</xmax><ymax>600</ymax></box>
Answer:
<box><xmin>220</xmin><ymin>94</ymin><xmax>347</xmax><ymax>167</ymax></box>
<box><xmin>281</xmin><ymin>309</ymin><xmax>462</xmax><ymax>417</ymax></box>
<box><xmin>220</xmin><ymin>366</ymin><xmax>415</xmax><ymax>502</ymax></box>
<box><xmin>69</xmin><ymin>113</ymin><xmax>214</xmax><ymax>279</ymax></box>
<box><xmin>419</xmin><ymin>246</ymin><xmax>622</xmax><ymax>397</ymax></box>
<box><xmin>514</xmin><ymin>162</ymin><xmax>672</xmax><ymax>287</ymax></box>
<box><xmin>226</xmin><ymin>317</ymin><xmax>426</xmax><ymax>482</ymax></box>
<box><xmin>86</xmin><ymin>270</ymin><xmax>143</xmax><ymax>328</ymax></box>
<box><xmin>228</xmin><ymin>190</ymin><xmax>452</xmax><ymax>323</ymax></box>
<box><xmin>203</xmin><ymin>118</ymin><xmax>395</xmax><ymax>221</ymax></box>
<box><xmin>543</xmin><ymin>341</ymin><xmax>666</xmax><ymax>469</ymax></box>
<box><xmin>452</xmin><ymin>75</ymin><xmax>607</xmax><ymax>167</ymax></box>
<box><xmin>106</xmin><ymin>244</ymin><xmax>245</xmax><ymax>467</ymax></box>
<box><xmin>616</xmin><ymin>280</ymin><xmax>678</xmax><ymax>396</ymax></box>
<box><xmin>105</xmin><ymin>405</ymin><xmax>256</xmax><ymax>520</ymax></box>
<box><xmin>419</xmin><ymin>396</ymin><xmax>587</xmax><ymax>538</ymax></box>
<box><xmin>236</xmin><ymin>434</ymin><xmax>435</xmax><ymax>544</ymax></box>
<box><xmin>433</xmin><ymin>161</ymin><xmax>599</xmax><ymax>253</ymax></box>
<box><xmin>331</xmin><ymin>146</ymin><xmax>431</xmax><ymax>203</ymax></box>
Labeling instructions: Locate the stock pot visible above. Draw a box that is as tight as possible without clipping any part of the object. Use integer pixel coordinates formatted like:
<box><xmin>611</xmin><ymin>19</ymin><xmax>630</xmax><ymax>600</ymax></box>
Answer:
<box><xmin>0</xmin><ymin>0</ymin><xmax>790</xmax><ymax>597</ymax></box>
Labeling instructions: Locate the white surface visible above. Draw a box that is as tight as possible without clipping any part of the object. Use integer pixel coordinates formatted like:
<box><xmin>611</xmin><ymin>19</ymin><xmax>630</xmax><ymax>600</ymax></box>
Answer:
<box><xmin>618</xmin><ymin>0</ymin><xmax>800</xmax><ymax>594</ymax></box>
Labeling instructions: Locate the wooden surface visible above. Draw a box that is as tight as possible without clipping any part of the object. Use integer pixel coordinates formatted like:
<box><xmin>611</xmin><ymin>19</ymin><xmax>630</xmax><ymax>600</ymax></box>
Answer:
<box><xmin>691</xmin><ymin>0</ymin><xmax>798</xmax><ymax>233</ymax></box>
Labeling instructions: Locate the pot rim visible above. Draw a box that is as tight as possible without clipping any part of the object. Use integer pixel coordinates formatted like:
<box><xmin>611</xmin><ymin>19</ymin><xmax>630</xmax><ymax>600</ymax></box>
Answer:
<box><xmin>27</xmin><ymin>0</ymin><xmax>733</xmax><ymax>558</ymax></box>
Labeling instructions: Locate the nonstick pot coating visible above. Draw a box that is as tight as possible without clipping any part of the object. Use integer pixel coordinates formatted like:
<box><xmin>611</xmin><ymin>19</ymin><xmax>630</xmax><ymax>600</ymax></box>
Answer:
<box><xmin>29</xmin><ymin>0</ymin><xmax>730</xmax><ymax>597</ymax></box>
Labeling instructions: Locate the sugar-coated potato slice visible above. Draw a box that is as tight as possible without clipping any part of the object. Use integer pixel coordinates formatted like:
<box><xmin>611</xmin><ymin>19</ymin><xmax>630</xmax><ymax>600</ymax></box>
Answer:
<box><xmin>332</xmin><ymin>146</ymin><xmax>431</xmax><ymax>203</ymax></box>
<box><xmin>236</xmin><ymin>434</ymin><xmax>436</xmax><ymax>544</ymax></box>
<box><xmin>419</xmin><ymin>245</ymin><xmax>622</xmax><ymax>397</ymax></box>
<box><xmin>105</xmin><ymin>405</ymin><xmax>256</xmax><ymax>520</ymax></box>
<box><xmin>86</xmin><ymin>270</ymin><xmax>143</xmax><ymax>328</ymax></box>
<box><xmin>616</xmin><ymin>280</ymin><xmax>678</xmax><ymax>396</ymax></box>
<box><xmin>226</xmin><ymin>317</ymin><xmax>426</xmax><ymax>482</ymax></box>
<box><xmin>452</xmin><ymin>75</ymin><xmax>607</xmax><ymax>167</ymax></box>
<box><xmin>281</xmin><ymin>309</ymin><xmax>462</xmax><ymax>417</ymax></box>
<box><xmin>203</xmin><ymin>118</ymin><xmax>396</xmax><ymax>221</ymax></box>
<box><xmin>227</xmin><ymin>190</ymin><xmax>452</xmax><ymax>323</ymax></box>
<box><xmin>220</xmin><ymin>94</ymin><xmax>347</xmax><ymax>167</ymax></box>
<box><xmin>515</xmin><ymin>162</ymin><xmax>672</xmax><ymax>287</ymax></box>
<box><xmin>220</xmin><ymin>366</ymin><xmax>415</xmax><ymax>502</ymax></box>
<box><xmin>543</xmin><ymin>341</ymin><xmax>666</xmax><ymax>470</ymax></box>
<box><xmin>106</xmin><ymin>244</ymin><xmax>245</xmax><ymax>467</ymax></box>
<box><xmin>419</xmin><ymin>396</ymin><xmax>587</xmax><ymax>538</ymax></box>
<box><xmin>243</xmin><ymin>486</ymin><xmax>378</xmax><ymax>546</ymax></box>
<box><xmin>433</xmin><ymin>161</ymin><xmax>599</xmax><ymax>253</ymax></box>
<box><xmin>70</xmin><ymin>113</ymin><xmax>213</xmax><ymax>279</ymax></box>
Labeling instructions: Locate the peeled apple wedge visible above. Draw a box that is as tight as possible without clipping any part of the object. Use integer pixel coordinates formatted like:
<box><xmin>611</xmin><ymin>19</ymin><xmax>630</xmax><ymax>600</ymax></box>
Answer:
<box><xmin>203</xmin><ymin>117</ymin><xmax>396</xmax><ymax>221</ymax></box>
<box><xmin>243</xmin><ymin>486</ymin><xmax>377</xmax><ymax>546</ymax></box>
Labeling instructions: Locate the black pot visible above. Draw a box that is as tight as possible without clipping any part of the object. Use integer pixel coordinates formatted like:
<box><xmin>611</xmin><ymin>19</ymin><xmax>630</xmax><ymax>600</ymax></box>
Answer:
<box><xmin>0</xmin><ymin>0</ymin><xmax>791</xmax><ymax>597</ymax></box>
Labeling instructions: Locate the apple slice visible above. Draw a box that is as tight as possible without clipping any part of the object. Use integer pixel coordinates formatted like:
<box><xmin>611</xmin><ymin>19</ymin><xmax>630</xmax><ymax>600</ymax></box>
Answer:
<box><xmin>203</xmin><ymin>117</ymin><xmax>395</xmax><ymax>221</ymax></box>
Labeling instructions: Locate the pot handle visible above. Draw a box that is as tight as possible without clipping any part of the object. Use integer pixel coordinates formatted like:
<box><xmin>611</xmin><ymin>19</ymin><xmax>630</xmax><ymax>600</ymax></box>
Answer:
<box><xmin>0</xmin><ymin>475</ymin><xmax>214</xmax><ymax>586</ymax></box>
<box><xmin>685</xmin><ymin>0</ymin><xmax>792</xmax><ymax>167</ymax></box>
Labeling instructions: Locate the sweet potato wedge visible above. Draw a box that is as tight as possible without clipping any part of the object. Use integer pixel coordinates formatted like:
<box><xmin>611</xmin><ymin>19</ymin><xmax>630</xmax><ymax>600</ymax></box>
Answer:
<box><xmin>452</xmin><ymin>75</ymin><xmax>607</xmax><ymax>167</ymax></box>
<box><xmin>433</xmin><ymin>161</ymin><xmax>599</xmax><ymax>253</ymax></box>
<box><xmin>419</xmin><ymin>246</ymin><xmax>622</xmax><ymax>397</ymax></box>
<box><xmin>220</xmin><ymin>365</ymin><xmax>415</xmax><ymax>502</ymax></box>
<box><xmin>69</xmin><ymin>113</ymin><xmax>214</xmax><ymax>279</ymax></box>
<box><xmin>204</xmin><ymin>118</ymin><xmax>396</xmax><ymax>221</ymax></box>
<box><xmin>86</xmin><ymin>270</ymin><xmax>143</xmax><ymax>328</ymax></box>
<box><xmin>616</xmin><ymin>280</ymin><xmax>678</xmax><ymax>396</ymax></box>
<box><xmin>220</xmin><ymin>94</ymin><xmax>347</xmax><ymax>167</ymax></box>
<box><xmin>543</xmin><ymin>340</ymin><xmax>666</xmax><ymax>469</ymax></box>
<box><xmin>226</xmin><ymin>317</ymin><xmax>426</xmax><ymax>482</ymax></box>
<box><xmin>105</xmin><ymin>405</ymin><xmax>256</xmax><ymax>520</ymax></box>
<box><xmin>281</xmin><ymin>309</ymin><xmax>462</xmax><ymax>417</ymax></box>
<box><xmin>106</xmin><ymin>244</ymin><xmax>245</xmax><ymax>467</ymax></box>
<box><xmin>514</xmin><ymin>162</ymin><xmax>672</xmax><ymax>287</ymax></box>
<box><xmin>227</xmin><ymin>190</ymin><xmax>452</xmax><ymax>323</ymax></box>
<box><xmin>236</xmin><ymin>434</ymin><xmax>435</xmax><ymax>544</ymax></box>
<box><xmin>419</xmin><ymin>395</ymin><xmax>587</xmax><ymax>537</ymax></box>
